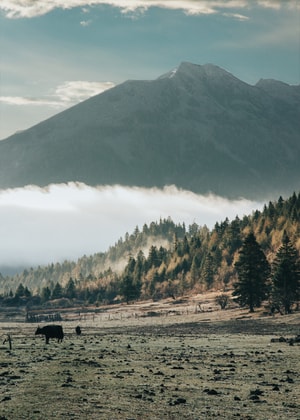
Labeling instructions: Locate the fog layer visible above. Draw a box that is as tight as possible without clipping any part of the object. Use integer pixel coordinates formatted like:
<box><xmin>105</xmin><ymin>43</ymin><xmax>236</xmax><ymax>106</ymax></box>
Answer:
<box><xmin>0</xmin><ymin>183</ymin><xmax>263</xmax><ymax>268</ymax></box>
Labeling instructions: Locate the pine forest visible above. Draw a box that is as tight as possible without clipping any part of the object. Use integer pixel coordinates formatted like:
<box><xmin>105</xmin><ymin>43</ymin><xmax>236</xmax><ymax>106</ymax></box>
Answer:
<box><xmin>0</xmin><ymin>192</ymin><xmax>299</xmax><ymax>315</ymax></box>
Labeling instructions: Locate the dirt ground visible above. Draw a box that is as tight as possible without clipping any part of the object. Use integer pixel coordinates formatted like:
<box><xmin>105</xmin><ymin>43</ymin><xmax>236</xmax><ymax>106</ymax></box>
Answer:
<box><xmin>0</xmin><ymin>293</ymin><xmax>299</xmax><ymax>419</ymax></box>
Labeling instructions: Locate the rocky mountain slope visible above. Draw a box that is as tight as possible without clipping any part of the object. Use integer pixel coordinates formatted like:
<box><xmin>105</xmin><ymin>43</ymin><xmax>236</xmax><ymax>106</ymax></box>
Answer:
<box><xmin>0</xmin><ymin>62</ymin><xmax>299</xmax><ymax>199</ymax></box>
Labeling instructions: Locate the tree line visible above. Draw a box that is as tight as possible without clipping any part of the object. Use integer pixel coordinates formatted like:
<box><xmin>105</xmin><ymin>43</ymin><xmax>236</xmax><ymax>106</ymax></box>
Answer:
<box><xmin>0</xmin><ymin>192</ymin><xmax>299</xmax><ymax>314</ymax></box>
<box><xmin>233</xmin><ymin>231</ymin><xmax>299</xmax><ymax>313</ymax></box>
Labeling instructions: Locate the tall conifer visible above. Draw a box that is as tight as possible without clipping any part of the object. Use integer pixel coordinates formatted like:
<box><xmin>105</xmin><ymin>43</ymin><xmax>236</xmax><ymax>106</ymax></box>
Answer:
<box><xmin>271</xmin><ymin>232</ymin><xmax>300</xmax><ymax>314</ymax></box>
<box><xmin>233</xmin><ymin>233</ymin><xmax>270</xmax><ymax>312</ymax></box>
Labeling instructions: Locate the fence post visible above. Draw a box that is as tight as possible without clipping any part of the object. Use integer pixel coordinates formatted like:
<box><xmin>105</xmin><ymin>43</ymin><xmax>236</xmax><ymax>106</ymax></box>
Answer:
<box><xmin>3</xmin><ymin>334</ymin><xmax>12</xmax><ymax>350</ymax></box>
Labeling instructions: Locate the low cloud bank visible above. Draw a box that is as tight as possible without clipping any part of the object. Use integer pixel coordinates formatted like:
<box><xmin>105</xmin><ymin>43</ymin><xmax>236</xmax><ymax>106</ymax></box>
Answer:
<box><xmin>0</xmin><ymin>183</ymin><xmax>263</xmax><ymax>268</ymax></box>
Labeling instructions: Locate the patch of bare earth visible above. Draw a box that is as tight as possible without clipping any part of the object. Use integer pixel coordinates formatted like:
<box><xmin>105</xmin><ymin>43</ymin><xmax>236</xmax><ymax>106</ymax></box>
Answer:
<box><xmin>1</xmin><ymin>292</ymin><xmax>299</xmax><ymax>419</ymax></box>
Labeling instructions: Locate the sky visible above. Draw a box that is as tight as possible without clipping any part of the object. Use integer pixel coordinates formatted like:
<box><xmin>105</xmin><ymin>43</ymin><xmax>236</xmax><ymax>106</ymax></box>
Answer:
<box><xmin>0</xmin><ymin>0</ymin><xmax>299</xmax><ymax>270</ymax></box>
<box><xmin>1</xmin><ymin>0</ymin><xmax>299</xmax><ymax>140</ymax></box>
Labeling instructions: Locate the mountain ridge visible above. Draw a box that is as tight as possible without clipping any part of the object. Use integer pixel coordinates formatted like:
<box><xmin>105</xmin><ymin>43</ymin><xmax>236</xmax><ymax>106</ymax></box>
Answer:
<box><xmin>0</xmin><ymin>62</ymin><xmax>299</xmax><ymax>199</ymax></box>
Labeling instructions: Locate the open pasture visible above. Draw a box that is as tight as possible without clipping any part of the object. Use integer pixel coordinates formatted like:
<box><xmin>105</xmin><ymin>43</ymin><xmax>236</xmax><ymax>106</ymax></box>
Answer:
<box><xmin>0</xmin><ymin>300</ymin><xmax>299</xmax><ymax>419</ymax></box>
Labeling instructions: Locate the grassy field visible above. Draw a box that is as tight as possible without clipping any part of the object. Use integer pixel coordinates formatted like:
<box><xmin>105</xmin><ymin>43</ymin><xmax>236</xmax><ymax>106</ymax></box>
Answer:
<box><xmin>0</xmin><ymin>295</ymin><xmax>299</xmax><ymax>419</ymax></box>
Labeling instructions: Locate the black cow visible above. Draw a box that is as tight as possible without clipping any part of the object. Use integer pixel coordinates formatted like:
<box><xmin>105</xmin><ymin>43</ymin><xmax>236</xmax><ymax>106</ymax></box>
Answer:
<box><xmin>35</xmin><ymin>325</ymin><xmax>64</xmax><ymax>344</ymax></box>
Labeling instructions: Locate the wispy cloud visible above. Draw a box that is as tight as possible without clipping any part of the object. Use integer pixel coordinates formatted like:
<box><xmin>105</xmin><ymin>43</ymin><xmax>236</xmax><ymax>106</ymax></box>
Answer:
<box><xmin>0</xmin><ymin>81</ymin><xmax>115</xmax><ymax>108</ymax></box>
<box><xmin>222</xmin><ymin>13</ymin><xmax>249</xmax><ymax>21</ymax></box>
<box><xmin>1</xmin><ymin>0</ymin><xmax>299</xmax><ymax>19</ymax></box>
<box><xmin>0</xmin><ymin>183</ymin><xmax>263</xmax><ymax>267</ymax></box>
<box><xmin>0</xmin><ymin>96</ymin><xmax>62</xmax><ymax>107</ymax></box>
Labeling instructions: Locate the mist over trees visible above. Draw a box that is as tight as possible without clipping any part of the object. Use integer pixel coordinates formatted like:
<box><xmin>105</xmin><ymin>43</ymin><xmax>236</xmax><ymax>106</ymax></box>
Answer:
<box><xmin>0</xmin><ymin>192</ymin><xmax>299</xmax><ymax>314</ymax></box>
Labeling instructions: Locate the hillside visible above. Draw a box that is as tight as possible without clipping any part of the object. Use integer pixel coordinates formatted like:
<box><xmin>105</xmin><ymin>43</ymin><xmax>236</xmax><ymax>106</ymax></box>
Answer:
<box><xmin>0</xmin><ymin>218</ymin><xmax>187</xmax><ymax>295</ymax></box>
<box><xmin>1</xmin><ymin>192</ymin><xmax>299</xmax><ymax>307</ymax></box>
<box><xmin>0</xmin><ymin>63</ymin><xmax>299</xmax><ymax>199</ymax></box>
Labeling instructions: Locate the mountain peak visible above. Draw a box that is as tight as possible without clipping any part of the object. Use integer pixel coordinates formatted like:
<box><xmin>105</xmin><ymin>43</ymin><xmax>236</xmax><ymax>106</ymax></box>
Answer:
<box><xmin>159</xmin><ymin>62</ymin><xmax>233</xmax><ymax>81</ymax></box>
<box><xmin>0</xmin><ymin>62</ymin><xmax>299</xmax><ymax>199</ymax></box>
<box><xmin>159</xmin><ymin>62</ymin><xmax>246</xmax><ymax>93</ymax></box>
<box><xmin>178</xmin><ymin>61</ymin><xmax>223</xmax><ymax>74</ymax></box>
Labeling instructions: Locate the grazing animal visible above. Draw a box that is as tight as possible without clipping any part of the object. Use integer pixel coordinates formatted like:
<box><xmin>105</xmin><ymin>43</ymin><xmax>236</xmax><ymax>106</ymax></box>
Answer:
<box><xmin>35</xmin><ymin>325</ymin><xmax>64</xmax><ymax>344</ymax></box>
<box><xmin>75</xmin><ymin>326</ymin><xmax>81</xmax><ymax>335</ymax></box>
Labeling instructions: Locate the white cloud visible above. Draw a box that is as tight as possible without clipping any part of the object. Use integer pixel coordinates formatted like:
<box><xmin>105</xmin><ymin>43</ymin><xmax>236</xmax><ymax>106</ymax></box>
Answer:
<box><xmin>1</xmin><ymin>0</ymin><xmax>299</xmax><ymax>19</ymax></box>
<box><xmin>0</xmin><ymin>81</ymin><xmax>115</xmax><ymax>108</ymax></box>
<box><xmin>0</xmin><ymin>183</ymin><xmax>263</xmax><ymax>267</ymax></box>
<box><xmin>256</xmin><ymin>1</ymin><xmax>281</xmax><ymax>10</ymax></box>
<box><xmin>80</xmin><ymin>19</ymin><xmax>92</xmax><ymax>26</ymax></box>
<box><xmin>54</xmin><ymin>81</ymin><xmax>115</xmax><ymax>103</ymax></box>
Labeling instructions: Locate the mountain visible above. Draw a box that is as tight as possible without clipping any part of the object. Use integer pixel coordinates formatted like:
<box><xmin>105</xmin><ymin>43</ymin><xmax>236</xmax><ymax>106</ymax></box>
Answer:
<box><xmin>0</xmin><ymin>62</ymin><xmax>299</xmax><ymax>199</ymax></box>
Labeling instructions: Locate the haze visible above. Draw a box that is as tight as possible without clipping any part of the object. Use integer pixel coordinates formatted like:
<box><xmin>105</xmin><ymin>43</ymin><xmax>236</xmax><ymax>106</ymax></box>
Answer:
<box><xmin>0</xmin><ymin>183</ymin><xmax>263</xmax><ymax>269</ymax></box>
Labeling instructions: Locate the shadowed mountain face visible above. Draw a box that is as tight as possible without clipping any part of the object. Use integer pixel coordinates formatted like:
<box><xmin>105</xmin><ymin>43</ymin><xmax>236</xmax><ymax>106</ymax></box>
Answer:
<box><xmin>0</xmin><ymin>62</ymin><xmax>299</xmax><ymax>199</ymax></box>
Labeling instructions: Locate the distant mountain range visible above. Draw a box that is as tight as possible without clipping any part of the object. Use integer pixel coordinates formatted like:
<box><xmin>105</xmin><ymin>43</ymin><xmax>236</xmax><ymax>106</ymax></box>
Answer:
<box><xmin>0</xmin><ymin>62</ymin><xmax>299</xmax><ymax>199</ymax></box>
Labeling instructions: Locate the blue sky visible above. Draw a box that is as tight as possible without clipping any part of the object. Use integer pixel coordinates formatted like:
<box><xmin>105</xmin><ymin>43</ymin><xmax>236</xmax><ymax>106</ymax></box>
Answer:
<box><xmin>0</xmin><ymin>0</ymin><xmax>299</xmax><ymax>140</ymax></box>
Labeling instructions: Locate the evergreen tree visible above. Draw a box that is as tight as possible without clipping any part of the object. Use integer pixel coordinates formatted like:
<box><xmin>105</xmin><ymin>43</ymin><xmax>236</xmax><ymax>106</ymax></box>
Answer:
<box><xmin>190</xmin><ymin>255</ymin><xmax>200</xmax><ymax>285</ymax></box>
<box><xmin>52</xmin><ymin>282</ymin><xmax>63</xmax><ymax>300</ymax></box>
<box><xmin>173</xmin><ymin>233</ymin><xmax>178</xmax><ymax>253</ymax></box>
<box><xmin>15</xmin><ymin>283</ymin><xmax>25</xmax><ymax>298</ymax></box>
<box><xmin>189</xmin><ymin>222</ymin><xmax>199</xmax><ymax>237</ymax></box>
<box><xmin>182</xmin><ymin>235</ymin><xmax>190</xmax><ymax>255</ymax></box>
<box><xmin>201</xmin><ymin>252</ymin><xmax>215</xmax><ymax>289</ymax></box>
<box><xmin>65</xmin><ymin>277</ymin><xmax>77</xmax><ymax>299</ymax></box>
<box><xmin>148</xmin><ymin>246</ymin><xmax>159</xmax><ymax>268</ymax></box>
<box><xmin>41</xmin><ymin>286</ymin><xmax>51</xmax><ymax>303</ymax></box>
<box><xmin>133</xmin><ymin>251</ymin><xmax>145</xmax><ymax>289</ymax></box>
<box><xmin>158</xmin><ymin>246</ymin><xmax>168</xmax><ymax>265</ymax></box>
<box><xmin>120</xmin><ymin>274</ymin><xmax>138</xmax><ymax>304</ymax></box>
<box><xmin>24</xmin><ymin>287</ymin><xmax>31</xmax><ymax>298</ymax></box>
<box><xmin>271</xmin><ymin>232</ymin><xmax>300</xmax><ymax>314</ymax></box>
<box><xmin>226</xmin><ymin>216</ymin><xmax>242</xmax><ymax>255</ymax></box>
<box><xmin>121</xmin><ymin>256</ymin><xmax>140</xmax><ymax>303</ymax></box>
<box><xmin>233</xmin><ymin>233</ymin><xmax>270</xmax><ymax>312</ymax></box>
<box><xmin>14</xmin><ymin>283</ymin><xmax>31</xmax><ymax>304</ymax></box>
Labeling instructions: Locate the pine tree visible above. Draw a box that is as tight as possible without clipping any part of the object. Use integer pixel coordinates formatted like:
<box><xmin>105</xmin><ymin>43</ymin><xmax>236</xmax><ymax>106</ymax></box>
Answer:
<box><xmin>190</xmin><ymin>255</ymin><xmax>200</xmax><ymax>285</ymax></box>
<box><xmin>133</xmin><ymin>251</ymin><xmax>144</xmax><ymax>294</ymax></box>
<box><xmin>120</xmin><ymin>274</ymin><xmax>137</xmax><ymax>304</ymax></box>
<box><xmin>201</xmin><ymin>252</ymin><xmax>214</xmax><ymax>289</ymax></box>
<box><xmin>233</xmin><ymin>233</ymin><xmax>270</xmax><ymax>312</ymax></box>
<box><xmin>52</xmin><ymin>282</ymin><xmax>63</xmax><ymax>300</ymax></box>
<box><xmin>41</xmin><ymin>286</ymin><xmax>51</xmax><ymax>303</ymax></box>
<box><xmin>148</xmin><ymin>246</ymin><xmax>159</xmax><ymax>268</ymax></box>
<box><xmin>271</xmin><ymin>232</ymin><xmax>300</xmax><ymax>314</ymax></box>
<box><xmin>24</xmin><ymin>287</ymin><xmax>31</xmax><ymax>298</ymax></box>
<box><xmin>15</xmin><ymin>283</ymin><xmax>25</xmax><ymax>298</ymax></box>
<box><xmin>121</xmin><ymin>256</ymin><xmax>141</xmax><ymax>303</ymax></box>
<box><xmin>65</xmin><ymin>277</ymin><xmax>77</xmax><ymax>299</ymax></box>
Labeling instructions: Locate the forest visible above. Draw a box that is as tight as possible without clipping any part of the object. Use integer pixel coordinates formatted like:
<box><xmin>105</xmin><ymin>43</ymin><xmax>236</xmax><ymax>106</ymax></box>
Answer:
<box><xmin>0</xmin><ymin>192</ymin><xmax>299</xmax><ymax>314</ymax></box>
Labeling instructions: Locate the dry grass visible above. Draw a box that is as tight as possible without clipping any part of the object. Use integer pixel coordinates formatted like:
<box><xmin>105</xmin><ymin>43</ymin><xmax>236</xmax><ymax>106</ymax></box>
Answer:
<box><xmin>1</xmin><ymin>293</ymin><xmax>299</xmax><ymax>419</ymax></box>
